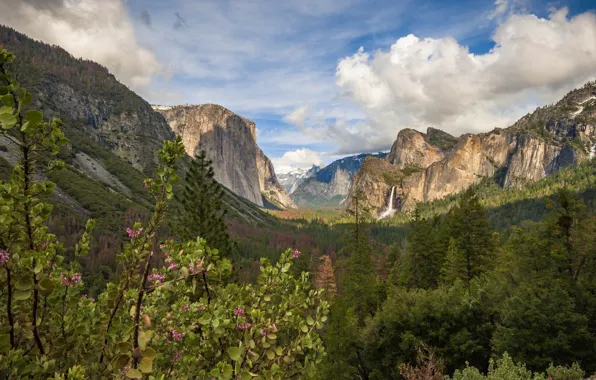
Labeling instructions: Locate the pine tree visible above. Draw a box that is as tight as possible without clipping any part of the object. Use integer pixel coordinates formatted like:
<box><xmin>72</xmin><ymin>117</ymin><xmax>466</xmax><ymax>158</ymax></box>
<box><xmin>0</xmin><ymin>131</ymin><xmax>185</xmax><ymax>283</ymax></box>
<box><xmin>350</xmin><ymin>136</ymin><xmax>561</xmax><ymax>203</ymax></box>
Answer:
<box><xmin>315</xmin><ymin>255</ymin><xmax>337</xmax><ymax>300</ymax></box>
<box><xmin>441</xmin><ymin>188</ymin><xmax>497</xmax><ymax>287</ymax></box>
<box><xmin>171</xmin><ymin>150</ymin><xmax>233</xmax><ymax>255</ymax></box>
<box><xmin>400</xmin><ymin>209</ymin><xmax>449</xmax><ymax>289</ymax></box>
<box><xmin>342</xmin><ymin>188</ymin><xmax>378</xmax><ymax>322</ymax></box>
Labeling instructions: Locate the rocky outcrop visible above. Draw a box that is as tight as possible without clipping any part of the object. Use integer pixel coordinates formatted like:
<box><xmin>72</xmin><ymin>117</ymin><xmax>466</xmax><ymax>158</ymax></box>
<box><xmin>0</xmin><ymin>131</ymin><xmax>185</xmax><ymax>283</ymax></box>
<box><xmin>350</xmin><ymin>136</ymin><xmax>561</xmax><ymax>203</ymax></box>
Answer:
<box><xmin>256</xmin><ymin>148</ymin><xmax>296</xmax><ymax>209</ymax></box>
<box><xmin>387</xmin><ymin>128</ymin><xmax>451</xmax><ymax>169</ymax></box>
<box><xmin>155</xmin><ymin>104</ymin><xmax>264</xmax><ymax>206</ymax></box>
<box><xmin>292</xmin><ymin>153</ymin><xmax>386</xmax><ymax>207</ymax></box>
<box><xmin>349</xmin><ymin>82</ymin><xmax>596</xmax><ymax>213</ymax></box>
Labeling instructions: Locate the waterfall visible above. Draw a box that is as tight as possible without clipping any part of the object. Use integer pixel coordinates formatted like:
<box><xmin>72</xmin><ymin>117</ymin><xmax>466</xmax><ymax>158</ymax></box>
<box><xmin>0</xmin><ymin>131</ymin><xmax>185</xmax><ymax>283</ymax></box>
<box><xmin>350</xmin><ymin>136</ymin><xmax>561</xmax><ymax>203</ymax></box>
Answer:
<box><xmin>378</xmin><ymin>186</ymin><xmax>397</xmax><ymax>219</ymax></box>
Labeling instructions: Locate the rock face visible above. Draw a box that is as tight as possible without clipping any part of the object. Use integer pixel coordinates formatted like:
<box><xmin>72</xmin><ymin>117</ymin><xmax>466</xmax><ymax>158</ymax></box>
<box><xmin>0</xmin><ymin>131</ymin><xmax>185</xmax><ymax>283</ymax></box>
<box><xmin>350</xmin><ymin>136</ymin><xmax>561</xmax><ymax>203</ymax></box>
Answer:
<box><xmin>36</xmin><ymin>78</ymin><xmax>174</xmax><ymax>172</ymax></box>
<box><xmin>155</xmin><ymin>104</ymin><xmax>294</xmax><ymax>208</ymax></box>
<box><xmin>155</xmin><ymin>104</ymin><xmax>263</xmax><ymax>206</ymax></box>
<box><xmin>0</xmin><ymin>26</ymin><xmax>174</xmax><ymax>173</ymax></box>
<box><xmin>256</xmin><ymin>148</ymin><xmax>296</xmax><ymax>209</ymax></box>
<box><xmin>349</xmin><ymin>82</ymin><xmax>596</xmax><ymax>213</ymax></box>
<box><xmin>292</xmin><ymin>153</ymin><xmax>386</xmax><ymax>208</ymax></box>
<box><xmin>387</xmin><ymin>128</ymin><xmax>454</xmax><ymax>169</ymax></box>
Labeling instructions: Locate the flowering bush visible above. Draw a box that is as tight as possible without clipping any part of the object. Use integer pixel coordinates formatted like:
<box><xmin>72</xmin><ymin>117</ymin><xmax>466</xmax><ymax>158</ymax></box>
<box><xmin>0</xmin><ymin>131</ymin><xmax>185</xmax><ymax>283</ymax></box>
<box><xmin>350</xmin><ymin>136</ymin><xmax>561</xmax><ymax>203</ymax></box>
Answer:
<box><xmin>0</xmin><ymin>48</ymin><xmax>327</xmax><ymax>379</ymax></box>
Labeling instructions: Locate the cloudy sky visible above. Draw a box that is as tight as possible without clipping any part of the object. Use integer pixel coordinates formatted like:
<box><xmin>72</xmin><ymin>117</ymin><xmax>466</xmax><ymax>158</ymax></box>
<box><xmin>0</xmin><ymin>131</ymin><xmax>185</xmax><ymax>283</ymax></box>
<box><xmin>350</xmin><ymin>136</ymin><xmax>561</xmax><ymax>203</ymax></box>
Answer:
<box><xmin>0</xmin><ymin>0</ymin><xmax>595</xmax><ymax>173</ymax></box>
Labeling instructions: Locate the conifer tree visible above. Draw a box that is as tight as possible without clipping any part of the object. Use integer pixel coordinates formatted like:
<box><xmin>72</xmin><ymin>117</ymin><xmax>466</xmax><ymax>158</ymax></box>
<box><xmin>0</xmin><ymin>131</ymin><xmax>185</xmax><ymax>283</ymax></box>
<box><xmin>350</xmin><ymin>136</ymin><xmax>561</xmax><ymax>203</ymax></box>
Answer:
<box><xmin>342</xmin><ymin>188</ymin><xmax>378</xmax><ymax>322</ymax></box>
<box><xmin>441</xmin><ymin>188</ymin><xmax>497</xmax><ymax>287</ymax></box>
<box><xmin>171</xmin><ymin>149</ymin><xmax>233</xmax><ymax>255</ymax></box>
<box><xmin>400</xmin><ymin>209</ymin><xmax>449</xmax><ymax>289</ymax></box>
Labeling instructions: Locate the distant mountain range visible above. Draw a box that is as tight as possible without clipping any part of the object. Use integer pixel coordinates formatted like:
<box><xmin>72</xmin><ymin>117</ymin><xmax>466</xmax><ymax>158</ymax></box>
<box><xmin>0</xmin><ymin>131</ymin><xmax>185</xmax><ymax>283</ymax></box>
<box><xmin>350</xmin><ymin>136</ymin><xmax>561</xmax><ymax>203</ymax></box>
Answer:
<box><xmin>281</xmin><ymin>153</ymin><xmax>388</xmax><ymax>208</ymax></box>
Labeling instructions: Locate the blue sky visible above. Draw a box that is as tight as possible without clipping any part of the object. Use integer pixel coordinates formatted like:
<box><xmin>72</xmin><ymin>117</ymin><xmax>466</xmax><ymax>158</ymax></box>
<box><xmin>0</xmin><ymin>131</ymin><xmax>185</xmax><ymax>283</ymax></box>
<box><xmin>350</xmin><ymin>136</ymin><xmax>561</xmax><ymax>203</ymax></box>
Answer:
<box><xmin>1</xmin><ymin>0</ymin><xmax>595</xmax><ymax>173</ymax></box>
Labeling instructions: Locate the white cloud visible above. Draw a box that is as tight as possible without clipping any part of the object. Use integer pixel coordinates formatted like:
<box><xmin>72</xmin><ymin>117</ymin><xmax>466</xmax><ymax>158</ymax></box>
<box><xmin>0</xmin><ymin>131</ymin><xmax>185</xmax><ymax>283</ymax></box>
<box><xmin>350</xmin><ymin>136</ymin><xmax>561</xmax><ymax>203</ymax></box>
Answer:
<box><xmin>284</xmin><ymin>106</ymin><xmax>310</xmax><ymax>127</ymax></box>
<box><xmin>329</xmin><ymin>7</ymin><xmax>596</xmax><ymax>153</ymax></box>
<box><xmin>271</xmin><ymin>148</ymin><xmax>323</xmax><ymax>174</ymax></box>
<box><xmin>0</xmin><ymin>0</ymin><xmax>163</xmax><ymax>94</ymax></box>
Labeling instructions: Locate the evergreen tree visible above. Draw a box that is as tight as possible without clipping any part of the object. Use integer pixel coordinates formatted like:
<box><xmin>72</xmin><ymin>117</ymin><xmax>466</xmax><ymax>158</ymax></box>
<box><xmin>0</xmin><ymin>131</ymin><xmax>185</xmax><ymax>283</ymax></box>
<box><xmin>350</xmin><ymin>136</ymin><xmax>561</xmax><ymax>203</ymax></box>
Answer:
<box><xmin>171</xmin><ymin>150</ymin><xmax>233</xmax><ymax>255</ymax></box>
<box><xmin>399</xmin><ymin>209</ymin><xmax>449</xmax><ymax>289</ymax></box>
<box><xmin>342</xmin><ymin>188</ymin><xmax>378</xmax><ymax>322</ymax></box>
<box><xmin>441</xmin><ymin>188</ymin><xmax>497</xmax><ymax>287</ymax></box>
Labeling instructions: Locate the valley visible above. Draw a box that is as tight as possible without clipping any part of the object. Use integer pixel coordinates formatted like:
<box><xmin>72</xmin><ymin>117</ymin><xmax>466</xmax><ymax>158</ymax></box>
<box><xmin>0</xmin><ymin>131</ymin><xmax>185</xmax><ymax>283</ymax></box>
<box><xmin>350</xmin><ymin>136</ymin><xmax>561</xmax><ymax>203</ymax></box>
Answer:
<box><xmin>1</xmin><ymin>4</ymin><xmax>596</xmax><ymax>379</ymax></box>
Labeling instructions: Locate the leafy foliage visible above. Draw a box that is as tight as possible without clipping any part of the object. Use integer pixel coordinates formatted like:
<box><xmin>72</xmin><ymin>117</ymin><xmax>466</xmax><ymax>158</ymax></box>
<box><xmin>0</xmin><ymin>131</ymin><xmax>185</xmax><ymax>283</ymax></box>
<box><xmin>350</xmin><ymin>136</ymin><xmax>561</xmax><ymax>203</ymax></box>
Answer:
<box><xmin>0</xmin><ymin>49</ymin><xmax>327</xmax><ymax>379</ymax></box>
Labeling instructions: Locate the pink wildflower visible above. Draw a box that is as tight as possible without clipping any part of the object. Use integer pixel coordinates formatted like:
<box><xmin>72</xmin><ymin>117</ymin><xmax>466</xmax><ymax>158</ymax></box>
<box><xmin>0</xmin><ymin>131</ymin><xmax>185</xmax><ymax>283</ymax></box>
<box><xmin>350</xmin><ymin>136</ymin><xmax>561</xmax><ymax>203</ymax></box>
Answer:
<box><xmin>237</xmin><ymin>322</ymin><xmax>250</xmax><ymax>330</ymax></box>
<box><xmin>233</xmin><ymin>307</ymin><xmax>245</xmax><ymax>317</ymax></box>
<box><xmin>168</xmin><ymin>262</ymin><xmax>179</xmax><ymax>270</ymax></box>
<box><xmin>198</xmin><ymin>305</ymin><xmax>206</xmax><ymax>311</ymax></box>
<box><xmin>40</xmin><ymin>242</ymin><xmax>47</xmax><ymax>250</ymax></box>
<box><xmin>148</xmin><ymin>273</ymin><xmax>165</xmax><ymax>283</ymax></box>
<box><xmin>171</xmin><ymin>329</ymin><xmax>185</xmax><ymax>341</ymax></box>
<box><xmin>292</xmin><ymin>249</ymin><xmax>301</xmax><ymax>259</ymax></box>
<box><xmin>126</xmin><ymin>227</ymin><xmax>143</xmax><ymax>239</ymax></box>
<box><xmin>260</xmin><ymin>328</ymin><xmax>269</xmax><ymax>337</ymax></box>
<box><xmin>189</xmin><ymin>259</ymin><xmax>204</xmax><ymax>274</ymax></box>
<box><xmin>159</xmin><ymin>243</ymin><xmax>166</xmax><ymax>249</ymax></box>
<box><xmin>60</xmin><ymin>272</ymin><xmax>82</xmax><ymax>287</ymax></box>
<box><xmin>182</xmin><ymin>304</ymin><xmax>189</xmax><ymax>312</ymax></box>
<box><xmin>0</xmin><ymin>250</ymin><xmax>9</xmax><ymax>265</ymax></box>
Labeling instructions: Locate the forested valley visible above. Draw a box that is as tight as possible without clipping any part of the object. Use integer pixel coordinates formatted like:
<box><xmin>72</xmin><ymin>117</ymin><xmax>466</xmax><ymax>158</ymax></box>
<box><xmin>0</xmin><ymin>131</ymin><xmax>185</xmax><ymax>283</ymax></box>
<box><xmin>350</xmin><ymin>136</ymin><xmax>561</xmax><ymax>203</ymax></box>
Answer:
<box><xmin>1</xmin><ymin>34</ymin><xmax>596</xmax><ymax>380</ymax></box>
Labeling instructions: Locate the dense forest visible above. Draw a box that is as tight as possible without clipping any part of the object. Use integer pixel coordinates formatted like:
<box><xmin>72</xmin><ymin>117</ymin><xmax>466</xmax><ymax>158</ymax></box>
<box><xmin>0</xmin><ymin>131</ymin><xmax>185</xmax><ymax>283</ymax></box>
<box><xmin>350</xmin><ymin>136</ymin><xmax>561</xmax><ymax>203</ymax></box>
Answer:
<box><xmin>1</xmin><ymin>39</ymin><xmax>596</xmax><ymax>380</ymax></box>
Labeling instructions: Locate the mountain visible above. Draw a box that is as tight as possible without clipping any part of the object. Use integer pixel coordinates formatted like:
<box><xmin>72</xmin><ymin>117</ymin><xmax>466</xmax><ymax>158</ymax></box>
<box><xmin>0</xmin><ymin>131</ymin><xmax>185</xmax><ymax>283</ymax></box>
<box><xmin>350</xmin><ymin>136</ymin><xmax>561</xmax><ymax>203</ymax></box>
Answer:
<box><xmin>0</xmin><ymin>25</ymin><xmax>282</xmax><ymax>236</ymax></box>
<box><xmin>0</xmin><ymin>25</ymin><xmax>174</xmax><ymax>174</ymax></box>
<box><xmin>277</xmin><ymin>166</ymin><xmax>321</xmax><ymax>194</ymax></box>
<box><xmin>153</xmin><ymin>104</ymin><xmax>293</xmax><ymax>209</ymax></box>
<box><xmin>291</xmin><ymin>152</ymin><xmax>387</xmax><ymax>208</ymax></box>
<box><xmin>350</xmin><ymin>82</ymin><xmax>596</xmax><ymax>215</ymax></box>
<box><xmin>256</xmin><ymin>148</ymin><xmax>296</xmax><ymax>209</ymax></box>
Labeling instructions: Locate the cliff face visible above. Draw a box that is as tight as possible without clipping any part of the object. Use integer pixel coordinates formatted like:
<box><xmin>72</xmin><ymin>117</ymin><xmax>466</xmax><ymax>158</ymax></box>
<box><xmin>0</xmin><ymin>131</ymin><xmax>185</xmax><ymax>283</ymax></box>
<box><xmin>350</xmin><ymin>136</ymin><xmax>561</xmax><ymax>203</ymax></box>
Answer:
<box><xmin>387</xmin><ymin>128</ymin><xmax>453</xmax><ymax>169</ymax></box>
<box><xmin>155</xmin><ymin>104</ymin><xmax>263</xmax><ymax>206</ymax></box>
<box><xmin>156</xmin><ymin>104</ymin><xmax>294</xmax><ymax>208</ymax></box>
<box><xmin>292</xmin><ymin>153</ymin><xmax>386</xmax><ymax>208</ymax></box>
<box><xmin>256</xmin><ymin>148</ymin><xmax>296</xmax><ymax>209</ymax></box>
<box><xmin>349</xmin><ymin>82</ymin><xmax>596</xmax><ymax>214</ymax></box>
<box><xmin>37</xmin><ymin>78</ymin><xmax>174</xmax><ymax>172</ymax></box>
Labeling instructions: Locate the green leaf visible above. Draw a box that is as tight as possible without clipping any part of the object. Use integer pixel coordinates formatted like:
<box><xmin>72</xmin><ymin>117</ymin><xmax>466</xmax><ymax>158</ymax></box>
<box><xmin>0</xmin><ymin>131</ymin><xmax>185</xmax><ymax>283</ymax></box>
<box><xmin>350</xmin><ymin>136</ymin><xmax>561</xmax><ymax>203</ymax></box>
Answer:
<box><xmin>111</xmin><ymin>354</ymin><xmax>130</xmax><ymax>370</ymax></box>
<box><xmin>275</xmin><ymin>346</ymin><xmax>283</xmax><ymax>356</ymax></box>
<box><xmin>15</xmin><ymin>276</ymin><xmax>33</xmax><ymax>291</ymax></box>
<box><xmin>267</xmin><ymin>333</ymin><xmax>277</xmax><ymax>340</ymax></box>
<box><xmin>26</xmin><ymin>110</ymin><xmax>43</xmax><ymax>124</ymax></box>
<box><xmin>116</xmin><ymin>341</ymin><xmax>132</xmax><ymax>353</ymax></box>
<box><xmin>228</xmin><ymin>347</ymin><xmax>242</xmax><ymax>362</ymax></box>
<box><xmin>14</xmin><ymin>290</ymin><xmax>31</xmax><ymax>301</ymax></box>
<box><xmin>142</xmin><ymin>347</ymin><xmax>156</xmax><ymax>359</ymax></box>
<box><xmin>300</xmin><ymin>324</ymin><xmax>308</xmax><ymax>333</ymax></box>
<box><xmin>138</xmin><ymin>357</ymin><xmax>153</xmax><ymax>373</ymax></box>
<box><xmin>307</xmin><ymin>316</ymin><xmax>315</xmax><ymax>326</ymax></box>
<box><xmin>139</xmin><ymin>330</ymin><xmax>152</xmax><ymax>349</ymax></box>
<box><xmin>126</xmin><ymin>368</ymin><xmax>143</xmax><ymax>379</ymax></box>
<box><xmin>266</xmin><ymin>349</ymin><xmax>275</xmax><ymax>360</ymax></box>
<box><xmin>33</xmin><ymin>262</ymin><xmax>43</xmax><ymax>274</ymax></box>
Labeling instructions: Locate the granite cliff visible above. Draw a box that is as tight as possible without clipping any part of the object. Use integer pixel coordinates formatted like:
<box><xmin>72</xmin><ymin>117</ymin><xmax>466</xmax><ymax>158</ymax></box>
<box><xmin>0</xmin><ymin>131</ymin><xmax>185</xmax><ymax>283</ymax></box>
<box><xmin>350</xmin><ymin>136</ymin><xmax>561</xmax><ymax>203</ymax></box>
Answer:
<box><xmin>154</xmin><ymin>104</ymin><xmax>293</xmax><ymax>208</ymax></box>
<box><xmin>350</xmin><ymin>82</ymin><xmax>596</xmax><ymax>214</ymax></box>
<box><xmin>256</xmin><ymin>148</ymin><xmax>296</xmax><ymax>209</ymax></box>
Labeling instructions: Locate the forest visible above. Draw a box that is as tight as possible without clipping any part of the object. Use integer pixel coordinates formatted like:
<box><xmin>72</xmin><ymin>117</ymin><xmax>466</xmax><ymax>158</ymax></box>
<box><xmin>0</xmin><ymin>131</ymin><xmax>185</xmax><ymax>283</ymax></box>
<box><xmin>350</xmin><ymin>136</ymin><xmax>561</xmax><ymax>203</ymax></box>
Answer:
<box><xmin>1</xmin><ymin>44</ymin><xmax>596</xmax><ymax>380</ymax></box>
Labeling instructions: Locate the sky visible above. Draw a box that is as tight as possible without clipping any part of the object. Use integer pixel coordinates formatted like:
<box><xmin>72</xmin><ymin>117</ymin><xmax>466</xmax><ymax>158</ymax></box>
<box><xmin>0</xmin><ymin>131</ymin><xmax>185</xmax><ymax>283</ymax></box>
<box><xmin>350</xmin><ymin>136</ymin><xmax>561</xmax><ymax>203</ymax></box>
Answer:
<box><xmin>0</xmin><ymin>0</ymin><xmax>595</xmax><ymax>173</ymax></box>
